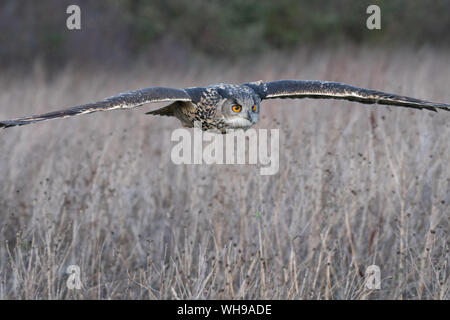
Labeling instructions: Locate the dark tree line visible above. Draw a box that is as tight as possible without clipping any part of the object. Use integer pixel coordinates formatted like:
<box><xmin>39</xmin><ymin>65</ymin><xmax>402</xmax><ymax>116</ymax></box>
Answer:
<box><xmin>1</xmin><ymin>0</ymin><xmax>449</xmax><ymax>70</ymax></box>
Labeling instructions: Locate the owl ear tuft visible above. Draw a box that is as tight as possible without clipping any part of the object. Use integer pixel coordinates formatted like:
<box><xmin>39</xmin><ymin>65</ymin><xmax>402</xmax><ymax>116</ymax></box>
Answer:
<box><xmin>246</xmin><ymin>80</ymin><xmax>263</xmax><ymax>86</ymax></box>
<box><xmin>242</xmin><ymin>80</ymin><xmax>268</xmax><ymax>99</ymax></box>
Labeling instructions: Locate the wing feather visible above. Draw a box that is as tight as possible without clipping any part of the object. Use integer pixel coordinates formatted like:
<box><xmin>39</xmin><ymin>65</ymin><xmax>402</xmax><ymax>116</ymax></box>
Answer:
<box><xmin>256</xmin><ymin>80</ymin><xmax>450</xmax><ymax>112</ymax></box>
<box><xmin>0</xmin><ymin>86</ymin><xmax>191</xmax><ymax>128</ymax></box>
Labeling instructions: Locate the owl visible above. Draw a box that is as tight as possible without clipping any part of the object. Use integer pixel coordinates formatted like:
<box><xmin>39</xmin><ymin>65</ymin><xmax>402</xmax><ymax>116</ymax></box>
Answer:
<box><xmin>1</xmin><ymin>80</ymin><xmax>449</xmax><ymax>133</ymax></box>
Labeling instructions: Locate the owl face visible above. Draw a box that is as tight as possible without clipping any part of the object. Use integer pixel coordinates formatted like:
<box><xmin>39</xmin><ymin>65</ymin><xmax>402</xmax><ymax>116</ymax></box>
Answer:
<box><xmin>219</xmin><ymin>93</ymin><xmax>260</xmax><ymax>129</ymax></box>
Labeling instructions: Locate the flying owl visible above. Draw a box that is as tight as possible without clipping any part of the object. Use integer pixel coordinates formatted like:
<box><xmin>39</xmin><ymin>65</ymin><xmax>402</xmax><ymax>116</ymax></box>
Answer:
<box><xmin>0</xmin><ymin>80</ymin><xmax>449</xmax><ymax>133</ymax></box>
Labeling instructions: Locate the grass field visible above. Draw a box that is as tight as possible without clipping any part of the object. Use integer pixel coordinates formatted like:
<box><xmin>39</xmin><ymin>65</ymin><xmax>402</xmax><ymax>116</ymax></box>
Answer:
<box><xmin>0</xmin><ymin>46</ymin><xmax>448</xmax><ymax>299</ymax></box>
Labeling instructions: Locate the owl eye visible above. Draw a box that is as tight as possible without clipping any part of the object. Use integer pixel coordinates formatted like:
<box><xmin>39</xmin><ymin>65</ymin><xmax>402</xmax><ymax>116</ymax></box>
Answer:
<box><xmin>231</xmin><ymin>105</ymin><xmax>242</xmax><ymax>113</ymax></box>
<box><xmin>252</xmin><ymin>105</ymin><xmax>257</xmax><ymax>112</ymax></box>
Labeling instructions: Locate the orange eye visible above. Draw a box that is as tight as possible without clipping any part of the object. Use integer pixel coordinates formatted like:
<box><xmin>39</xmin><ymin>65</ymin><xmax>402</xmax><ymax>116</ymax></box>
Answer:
<box><xmin>252</xmin><ymin>105</ymin><xmax>257</xmax><ymax>112</ymax></box>
<box><xmin>231</xmin><ymin>105</ymin><xmax>242</xmax><ymax>112</ymax></box>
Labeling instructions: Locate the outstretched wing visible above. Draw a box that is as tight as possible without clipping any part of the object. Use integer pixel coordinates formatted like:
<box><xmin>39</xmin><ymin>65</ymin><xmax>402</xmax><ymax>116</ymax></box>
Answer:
<box><xmin>0</xmin><ymin>87</ymin><xmax>192</xmax><ymax>128</ymax></box>
<box><xmin>247</xmin><ymin>80</ymin><xmax>450</xmax><ymax>112</ymax></box>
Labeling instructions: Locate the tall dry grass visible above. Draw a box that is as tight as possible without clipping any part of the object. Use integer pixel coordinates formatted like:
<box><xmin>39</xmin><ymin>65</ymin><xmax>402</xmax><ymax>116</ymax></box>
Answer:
<box><xmin>0</xmin><ymin>46</ymin><xmax>449</xmax><ymax>299</ymax></box>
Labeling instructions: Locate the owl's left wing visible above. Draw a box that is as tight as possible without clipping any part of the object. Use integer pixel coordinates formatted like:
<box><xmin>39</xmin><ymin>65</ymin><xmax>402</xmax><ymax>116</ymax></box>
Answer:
<box><xmin>245</xmin><ymin>80</ymin><xmax>450</xmax><ymax>112</ymax></box>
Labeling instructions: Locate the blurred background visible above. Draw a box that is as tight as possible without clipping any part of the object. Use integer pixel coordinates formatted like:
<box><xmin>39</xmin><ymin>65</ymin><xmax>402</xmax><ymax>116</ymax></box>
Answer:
<box><xmin>1</xmin><ymin>0</ymin><xmax>450</xmax><ymax>73</ymax></box>
<box><xmin>0</xmin><ymin>1</ymin><xmax>449</xmax><ymax>299</ymax></box>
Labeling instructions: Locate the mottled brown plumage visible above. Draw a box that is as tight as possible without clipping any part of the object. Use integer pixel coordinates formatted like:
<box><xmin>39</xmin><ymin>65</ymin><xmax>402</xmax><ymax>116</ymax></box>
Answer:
<box><xmin>1</xmin><ymin>80</ymin><xmax>449</xmax><ymax>132</ymax></box>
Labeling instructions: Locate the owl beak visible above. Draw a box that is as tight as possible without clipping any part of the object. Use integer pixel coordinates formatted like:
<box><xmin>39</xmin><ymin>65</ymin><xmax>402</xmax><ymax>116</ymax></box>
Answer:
<box><xmin>248</xmin><ymin>111</ymin><xmax>257</xmax><ymax>123</ymax></box>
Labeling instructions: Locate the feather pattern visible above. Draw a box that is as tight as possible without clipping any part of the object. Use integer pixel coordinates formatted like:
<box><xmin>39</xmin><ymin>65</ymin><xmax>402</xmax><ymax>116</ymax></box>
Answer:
<box><xmin>1</xmin><ymin>80</ymin><xmax>449</xmax><ymax>130</ymax></box>
<box><xmin>260</xmin><ymin>80</ymin><xmax>450</xmax><ymax>112</ymax></box>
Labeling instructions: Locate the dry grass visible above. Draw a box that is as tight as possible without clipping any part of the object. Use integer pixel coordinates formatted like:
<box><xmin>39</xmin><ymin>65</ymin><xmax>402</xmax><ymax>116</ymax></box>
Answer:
<box><xmin>0</xmin><ymin>46</ymin><xmax>449</xmax><ymax>299</ymax></box>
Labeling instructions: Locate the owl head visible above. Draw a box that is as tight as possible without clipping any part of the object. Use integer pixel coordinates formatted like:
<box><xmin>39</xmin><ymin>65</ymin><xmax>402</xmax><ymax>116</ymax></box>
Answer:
<box><xmin>217</xmin><ymin>84</ymin><xmax>261</xmax><ymax>129</ymax></box>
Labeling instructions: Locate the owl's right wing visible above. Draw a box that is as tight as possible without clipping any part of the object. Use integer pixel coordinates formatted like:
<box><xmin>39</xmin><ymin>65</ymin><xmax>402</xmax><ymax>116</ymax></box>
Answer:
<box><xmin>0</xmin><ymin>86</ymin><xmax>192</xmax><ymax>128</ymax></box>
<box><xmin>246</xmin><ymin>80</ymin><xmax>450</xmax><ymax>112</ymax></box>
